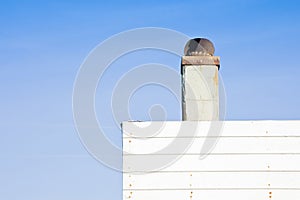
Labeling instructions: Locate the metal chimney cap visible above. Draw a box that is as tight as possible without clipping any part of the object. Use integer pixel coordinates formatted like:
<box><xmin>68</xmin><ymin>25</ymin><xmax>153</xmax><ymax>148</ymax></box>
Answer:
<box><xmin>184</xmin><ymin>38</ymin><xmax>215</xmax><ymax>56</ymax></box>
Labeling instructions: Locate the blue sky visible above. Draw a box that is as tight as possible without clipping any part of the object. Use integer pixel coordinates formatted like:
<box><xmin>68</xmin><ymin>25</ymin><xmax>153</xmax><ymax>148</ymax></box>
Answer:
<box><xmin>1</xmin><ymin>0</ymin><xmax>300</xmax><ymax>199</ymax></box>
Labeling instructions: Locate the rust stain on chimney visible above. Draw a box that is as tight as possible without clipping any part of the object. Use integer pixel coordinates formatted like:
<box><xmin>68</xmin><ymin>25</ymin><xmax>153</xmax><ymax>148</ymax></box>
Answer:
<box><xmin>214</xmin><ymin>68</ymin><xmax>218</xmax><ymax>86</ymax></box>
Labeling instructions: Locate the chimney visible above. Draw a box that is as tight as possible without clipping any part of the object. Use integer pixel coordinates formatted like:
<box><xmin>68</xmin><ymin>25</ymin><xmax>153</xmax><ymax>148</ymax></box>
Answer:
<box><xmin>181</xmin><ymin>38</ymin><xmax>220</xmax><ymax>121</ymax></box>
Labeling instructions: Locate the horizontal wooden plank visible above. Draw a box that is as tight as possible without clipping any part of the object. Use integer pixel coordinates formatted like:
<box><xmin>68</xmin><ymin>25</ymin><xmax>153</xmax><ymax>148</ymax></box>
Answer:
<box><xmin>123</xmin><ymin>137</ymin><xmax>300</xmax><ymax>154</ymax></box>
<box><xmin>122</xmin><ymin>121</ymin><xmax>300</xmax><ymax>138</ymax></box>
<box><xmin>123</xmin><ymin>154</ymin><xmax>300</xmax><ymax>172</ymax></box>
<box><xmin>123</xmin><ymin>121</ymin><xmax>300</xmax><ymax>200</ymax></box>
<box><xmin>124</xmin><ymin>172</ymin><xmax>300</xmax><ymax>190</ymax></box>
<box><xmin>123</xmin><ymin>190</ymin><xmax>300</xmax><ymax>200</ymax></box>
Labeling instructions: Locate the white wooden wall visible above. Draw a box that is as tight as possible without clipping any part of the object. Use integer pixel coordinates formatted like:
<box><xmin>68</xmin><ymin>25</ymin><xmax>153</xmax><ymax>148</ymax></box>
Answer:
<box><xmin>122</xmin><ymin>121</ymin><xmax>300</xmax><ymax>200</ymax></box>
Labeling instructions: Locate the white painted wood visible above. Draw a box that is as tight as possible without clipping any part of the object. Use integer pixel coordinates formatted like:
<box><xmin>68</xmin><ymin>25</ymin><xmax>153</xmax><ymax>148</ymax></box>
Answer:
<box><xmin>123</xmin><ymin>137</ymin><xmax>300</xmax><ymax>154</ymax></box>
<box><xmin>123</xmin><ymin>190</ymin><xmax>300</xmax><ymax>200</ymax></box>
<box><xmin>182</xmin><ymin>65</ymin><xmax>219</xmax><ymax>120</ymax></box>
<box><xmin>184</xmin><ymin>100</ymin><xmax>219</xmax><ymax>121</ymax></box>
<box><xmin>123</xmin><ymin>172</ymin><xmax>300</xmax><ymax>189</ymax></box>
<box><xmin>122</xmin><ymin>121</ymin><xmax>300</xmax><ymax>200</ymax></box>
<box><xmin>183</xmin><ymin>66</ymin><xmax>218</xmax><ymax>100</ymax></box>
<box><xmin>124</xmin><ymin>154</ymin><xmax>300</xmax><ymax>172</ymax></box>
<box><xmin>123</xmin><ymin>121</ymin><xmax>300</xmax><ymax>138</ymax></box>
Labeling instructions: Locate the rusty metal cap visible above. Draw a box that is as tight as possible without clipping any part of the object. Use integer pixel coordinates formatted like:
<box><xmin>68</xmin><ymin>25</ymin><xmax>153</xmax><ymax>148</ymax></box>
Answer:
<box><xmin>184</xmin><ymin>38</ymin><xmax>215</xmax><ymax>56</ymax></box>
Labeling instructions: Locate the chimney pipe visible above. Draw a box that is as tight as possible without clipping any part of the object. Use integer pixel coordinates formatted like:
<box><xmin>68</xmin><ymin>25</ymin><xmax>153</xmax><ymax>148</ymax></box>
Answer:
<box><xmin>181</xmin><ymin>38</ymin><xmax>220</xmax><ymax>121</ymax></box>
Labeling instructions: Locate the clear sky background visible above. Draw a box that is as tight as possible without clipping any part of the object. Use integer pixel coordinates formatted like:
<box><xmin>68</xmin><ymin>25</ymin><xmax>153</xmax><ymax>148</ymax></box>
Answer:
<box><xmin>1</xmin><ymin>0</ymin><xmax>300</xmax><ymax>199</ymax></box>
